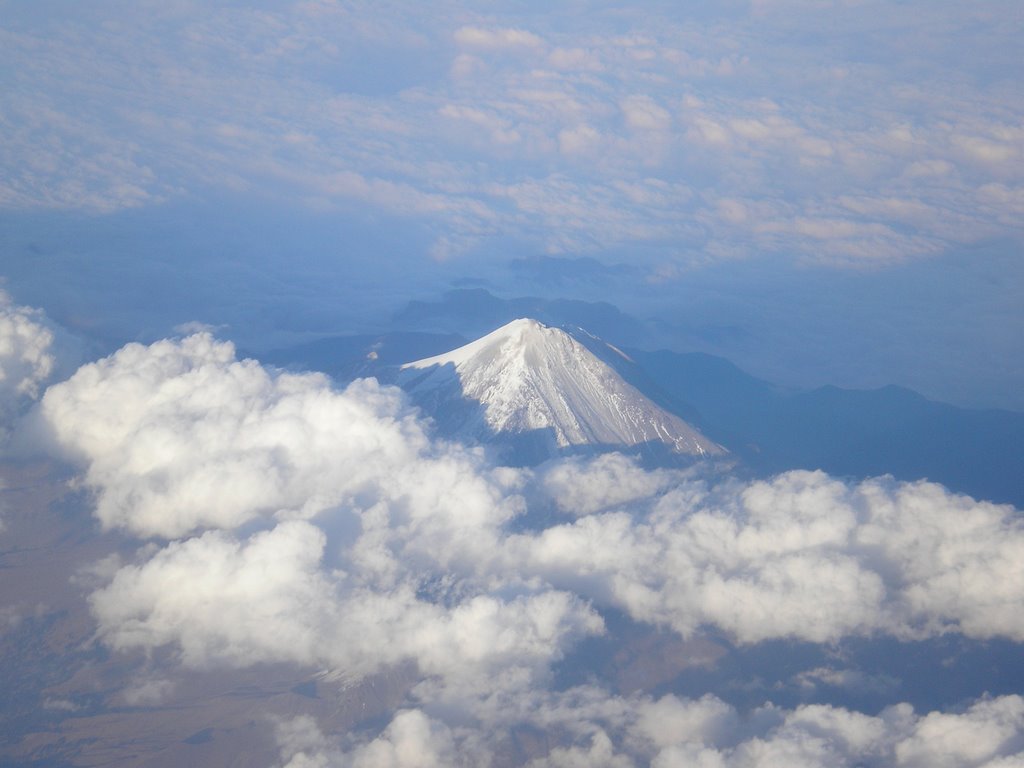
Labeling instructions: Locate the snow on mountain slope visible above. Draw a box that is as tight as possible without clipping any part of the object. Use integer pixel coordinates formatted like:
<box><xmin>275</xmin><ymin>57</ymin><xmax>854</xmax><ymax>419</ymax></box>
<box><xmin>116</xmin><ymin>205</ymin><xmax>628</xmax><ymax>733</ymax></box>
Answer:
<box><xmin>397</xmin><ymin>319</ymin><xmax>724</xmax><ymax>460</ymax></box>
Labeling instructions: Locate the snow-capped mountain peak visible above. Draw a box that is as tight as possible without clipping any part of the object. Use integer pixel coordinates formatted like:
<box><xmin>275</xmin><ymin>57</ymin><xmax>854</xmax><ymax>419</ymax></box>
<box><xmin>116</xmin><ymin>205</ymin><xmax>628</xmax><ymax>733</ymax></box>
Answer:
<box><xmin>397</xmin><ymin>319</ymin><xmax>723</xmax><ymax>462</ymax></box>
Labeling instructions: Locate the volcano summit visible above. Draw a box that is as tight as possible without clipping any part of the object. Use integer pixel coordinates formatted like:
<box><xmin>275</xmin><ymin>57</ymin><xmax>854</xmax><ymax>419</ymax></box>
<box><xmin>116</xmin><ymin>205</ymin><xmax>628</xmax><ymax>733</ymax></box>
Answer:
<box><xmin>397</xmin><ymin>318</ymin><xmax>723</xmax><ymax>463</ymax></box>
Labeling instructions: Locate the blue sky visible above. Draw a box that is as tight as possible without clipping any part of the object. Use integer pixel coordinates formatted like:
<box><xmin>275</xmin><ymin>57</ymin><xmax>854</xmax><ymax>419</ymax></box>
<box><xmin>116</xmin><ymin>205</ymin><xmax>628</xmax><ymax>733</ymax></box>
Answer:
<box><xmin>2</xmin><ymin>0</ymin><xmax>1022</xmax><ymax>407</ymax></box>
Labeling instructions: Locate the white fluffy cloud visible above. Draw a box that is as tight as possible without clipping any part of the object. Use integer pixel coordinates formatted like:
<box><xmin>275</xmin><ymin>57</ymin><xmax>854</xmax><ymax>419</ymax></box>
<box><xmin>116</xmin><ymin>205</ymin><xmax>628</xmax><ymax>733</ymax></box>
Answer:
<box><xmin>346</xmin><ymin>710</ymin><xmax>460</xmax><ymax>768</ymax></box>
<box><xmin>274</xmin><ymin>692</ymin><xmax>1024</xmax><ymax>768</ymax></box>
<box><xmin>0</xmin><ymin>290</ymin><xmax>55</xmax><ymax>414</ymax></box>
<box><xmin>276</xmin><ymin>710</ymin><xmax>466</xmax><ymax>768</ymax></box>
<box><xmin>60</xmin><ymin>335</ymin><xmax>600</xmax><ymax>699</ymax></box>
<box><xmin>91</xmin><ymin>521</ymin><xmax>346</xmax><ymax>668</ymax></box>
<box><xmin>90</xmin><ymin>517</ymin><xmax>601</xmax><ymax>696</ymax></box>
<box><xmin>654</xmin><ymin>694</ymin><xmax>1024</xmax><ymax>768</ymax></box>
<box><xmin>45</xmin><ymin>336</ymin><xmax>1024</xmax><ymax>658</ymax></box>
<box><xmin>36</xmin><ymin>334</ymin><xmax>1024</xmax><ymax>765</ymax></box>
<box><xmin>39</xmin><ymin>333</ymin><xmax>438</xmax><ymax>537</ymax></box>
<box><xmin>536</xmin><ymin>453</ymin><xmax>684</xmax><ymax>517</ymax></box>
<box><xmin>510</xmin><ymin>468</ymin><xmax>1024</xmax><ymax>644</ymax></box>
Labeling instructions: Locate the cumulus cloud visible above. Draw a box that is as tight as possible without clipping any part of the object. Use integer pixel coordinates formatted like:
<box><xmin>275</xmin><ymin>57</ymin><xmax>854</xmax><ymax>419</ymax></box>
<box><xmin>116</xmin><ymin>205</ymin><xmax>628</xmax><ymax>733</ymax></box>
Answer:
<box><xmin>526</xmin><ymin>729</ymin><xmax>633</xmax><ymax>768</ymax></box>
<box><xmin>50</xmin><ymin>338</ymin><xmax>1024</xmax><ymax>657</ymax></box>
<box><xmin>509</xmin><ymin>468</ymin><xmax>1024</xmax><ymax>644</ymax></box>
<box><xmin>40</xmin><ymin>334</ymin><xmax>1024</xmax><ymax>765</ymax></box>
<box><xmin>276</xmin><ymin>715</ymin><xmax>338</xmax><ymax>768</ymax></box>
<box><xmin>276</xmin><ymin>710</ymin><xmax>469</xmax><ymax>768</ymax></box>
<box><xmin>38</xmin><ymin>333</ymin><xmax>436</xmax><ymax>537</ymax></box>
<box><xmin>274</xmin><ymin>691</ymin><xmax>1024</xmax><ymax>768</ymax></box>
<box><xmin>91</xmin><ymin>521</ymin><xmax>345</xmax><ymax>668</ymax></box>
<box><xmin>90</xmin><ymin>515</ymin><xmax>602</xmax><ymax>698</ymax></box>
<box><xmin>894</xmin><ymin>696</ymin><xmax>1024</xmax><ymax>768</ymax></box>
<box><xmin>637</xmin><ymin>693</ymin><xmax>1024</xmax><ymax>767</ymax></box>
<box><xmin>345</xmin><ymin>710</ymin><xmax>460</xmax><ymax>768</ymax></box>
<box><xmin>0</xmin><ymin>290</ymin><xmax>55</xmax><ymax>413</ymax></box>
<box><xmin>60</xmin><ymin>335</ymin><xmax>601</xmax><ymax>701</ymax></box>
<box><xmin>535</xmin><ymin>453</ymin><xmax>684</xmax><ymax>517</ymax></box>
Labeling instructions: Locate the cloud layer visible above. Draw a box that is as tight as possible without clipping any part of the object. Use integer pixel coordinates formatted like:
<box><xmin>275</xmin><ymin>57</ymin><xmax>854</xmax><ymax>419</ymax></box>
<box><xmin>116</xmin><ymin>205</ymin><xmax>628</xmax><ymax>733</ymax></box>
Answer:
<box><xmin>41</xmin><ymin>334</ymin><xmax>599</xmax><ymax>705</ymax></box>
<box><xmin>42</xmin><ymin>336</ymin><xmax>1024</xmax><ymax>653</ymax></box>
<box><xmin>91</xmin><ymin>519</ymin><xmax>601</xmax><ymax>697</ymax></box>
<box><xmin>2</xmin><ymin>2</ymin><xmax>1021</xmax><ymax>268</ymax></box>
<box><xmin>274</xmin><ymin>691</ymin><xmax>1024</xmax><ymax>768</ymax></box>
<box><xmin>40</xmin><ymin>333</ymin><xmax>435</xmax><ymax>537</ymax></box>
<box><xmin>22</xmin><ymin>331</ymin><xmax>1024</xmax><ymax>764</ymax></box>
<box><xmin>510</xmin><ymin>461</ymin><xmax>1024</xmax><ymax>643</ymax></box>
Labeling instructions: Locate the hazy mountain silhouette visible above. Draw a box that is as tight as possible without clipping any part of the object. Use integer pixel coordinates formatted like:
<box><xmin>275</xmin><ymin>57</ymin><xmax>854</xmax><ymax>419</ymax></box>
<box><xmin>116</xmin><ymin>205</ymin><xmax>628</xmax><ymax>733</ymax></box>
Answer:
<box><xmin>391</xmin><ymin>288</ymin><xmax>648</xmax><ymax>347</ymax></box>
<box><xmin>626</xmin><ymin>348</ymin><xmax>1024</xmax><ymax>507</ymax></box>
<box><xmin>257</xmin><ymin>331</ymin><xmax>467</xmax><ymax>380</ymax></box>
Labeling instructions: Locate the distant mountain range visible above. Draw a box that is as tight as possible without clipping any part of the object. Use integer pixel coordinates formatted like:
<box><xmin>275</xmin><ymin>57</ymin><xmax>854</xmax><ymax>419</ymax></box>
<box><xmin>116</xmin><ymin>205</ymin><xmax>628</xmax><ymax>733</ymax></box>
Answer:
<box><xmin>628</xmin><ymin>348</ymin><xmax>1024</xmax><ymax>507</ymax></box>
<box><xmin>260</xmin><ymin>314</ymin><xmax>1024</xmax><ymax>507</ymax></box>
